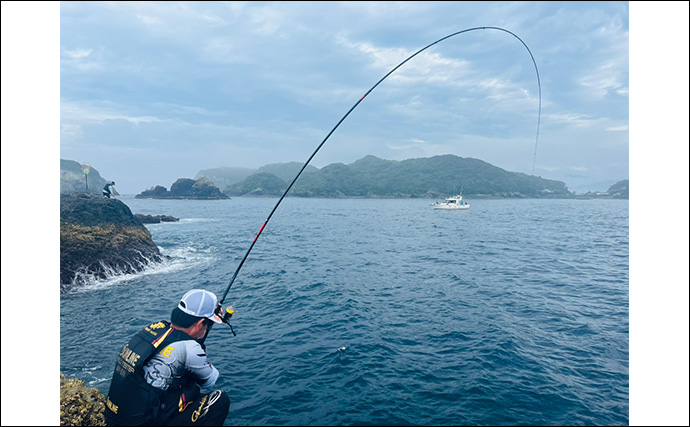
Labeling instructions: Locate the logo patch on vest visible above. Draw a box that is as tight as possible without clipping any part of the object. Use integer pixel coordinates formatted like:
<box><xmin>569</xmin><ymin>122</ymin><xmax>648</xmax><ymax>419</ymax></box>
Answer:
<box><xmin>179</xmin><ymin>393</ymin><xmax>192</xmax><ymax>412</ymax></box>
<box><xmin>106</xmin><ymin>397</ymin><xmax>119</xmax><ymax>414</ymax></box>
<box><xmin>191</xmin><ymin>394</ymin><xmax>208</xmax><ymax>422</ymax></box>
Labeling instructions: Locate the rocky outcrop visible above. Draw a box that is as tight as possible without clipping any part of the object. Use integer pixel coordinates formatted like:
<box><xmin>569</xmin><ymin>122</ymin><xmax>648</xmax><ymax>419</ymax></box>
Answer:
<box><xmin>135</xmin><ymin>177</ymin><xmax>229</xmax><ymax>199</ymax></box>
<box><xmin>60</xmin><ymin>193</ymin><xmax>165</xmax><ymax>291</ymax></box>
<box><xmin>60</xmin><ymin>374</ymin><xmax>107</xmax><ymax>426</ymax></box>
<box><xmin>577</xmin><ymin>179</ymin><xmax>629</xmax><ymax>199</ymax></box>
<box><xmin>61</xmin><ymin>159</ymin><xmax>119</xmax><ymax>196</ymax></box>
<box><xmin>607</xmin><ymin>179</ymin><xmax>629</xmax><ymax>198</ymax></box>
<box><xmin>134</xmin><ymin>214</ymin><xmax>180</xmax><ymax>224</ymax></box>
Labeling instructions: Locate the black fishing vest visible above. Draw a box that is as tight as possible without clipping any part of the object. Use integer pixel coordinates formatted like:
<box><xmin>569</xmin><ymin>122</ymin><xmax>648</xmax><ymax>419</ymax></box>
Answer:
<box><xmin>104</xmin><ymin>320</ymin><xmax>192</xmax><ymax>426</ymax></box>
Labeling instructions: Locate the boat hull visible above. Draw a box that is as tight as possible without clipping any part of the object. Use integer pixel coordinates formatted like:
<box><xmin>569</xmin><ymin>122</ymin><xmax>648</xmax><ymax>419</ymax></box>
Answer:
<box><xmin>433</xmin><ymin>205</ymin><xmax>470</xmax><ymax>210</ymax></box>
<box><xmin>431</xmin><ymin>195</ymin><xmax>469</xmax><ymax>210</ymax></box>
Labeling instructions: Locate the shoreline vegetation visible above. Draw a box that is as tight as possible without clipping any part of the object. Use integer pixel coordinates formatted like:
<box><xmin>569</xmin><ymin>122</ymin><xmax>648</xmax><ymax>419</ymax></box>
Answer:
<box><xmin>124</xmin><ymin>192</ymin><xmax>628</xmax><ymax>200</ymax></box>
<box><xmin>61</xmin><ymin>155</ymin><xmax>628</xmax><ymax>200</ymax></box>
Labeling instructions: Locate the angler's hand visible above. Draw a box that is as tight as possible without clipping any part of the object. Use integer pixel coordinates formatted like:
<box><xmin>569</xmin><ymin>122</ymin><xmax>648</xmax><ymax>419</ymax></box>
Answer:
<box><xmin>213</xmin><ymin>303</ymin><xmax>223</xmax><ymax>319</ymax></box>
<box><xmin>221</xmin><ymin>306</ymin><xmax>235</xmax><ymax>324</ymax></box>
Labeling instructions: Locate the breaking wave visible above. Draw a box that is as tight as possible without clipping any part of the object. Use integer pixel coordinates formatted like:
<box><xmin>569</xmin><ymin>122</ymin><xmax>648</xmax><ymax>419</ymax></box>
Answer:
<box><xmin>66</xmin><ymin>245</ymin><xmax>216</xmax><ymax>294</ymax></box>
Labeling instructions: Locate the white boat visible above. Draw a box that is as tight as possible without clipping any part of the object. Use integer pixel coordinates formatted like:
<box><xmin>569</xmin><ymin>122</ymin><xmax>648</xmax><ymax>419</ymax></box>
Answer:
<box><xmin>431</xmin><ymin>195</ymin><xmax>470</xmax><ymax>210</ymax></box>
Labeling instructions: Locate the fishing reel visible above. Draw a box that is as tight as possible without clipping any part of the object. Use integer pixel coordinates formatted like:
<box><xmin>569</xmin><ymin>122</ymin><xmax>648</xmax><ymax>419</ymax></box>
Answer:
<box><xmin>199</xmin><ymin>305</ymin><xmax>236</xmax><ymax>347</ymax></box>
<box><xmin>218</xmin><ymin>305</ymin><xmax>237</xmax><ymax>337</ymax></box>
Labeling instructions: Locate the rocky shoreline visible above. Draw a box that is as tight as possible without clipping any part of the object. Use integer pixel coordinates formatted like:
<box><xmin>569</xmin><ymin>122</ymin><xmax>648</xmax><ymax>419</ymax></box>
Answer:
<box><xmin>59</xmin><ymin>195</ymin><xmax>179</xmax><ymax>424</ymax></box>
<box><xmin>60</xmin><ymin>374</ymin><xmax>107</xmax><ymax>426</ymax></box>
<box><xmin>60</xmin><ymin>193</ymin><xmax>166</xmax><ymax>291</ymax></box>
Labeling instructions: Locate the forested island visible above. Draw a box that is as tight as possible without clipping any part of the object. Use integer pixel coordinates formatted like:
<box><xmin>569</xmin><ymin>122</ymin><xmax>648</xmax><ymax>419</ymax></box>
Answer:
<box><xmin>576</xmin><ymin>179</ymin><xmax>629</xmax><ymax>199</ymax></box>
<box><xmin>213</xmin><ymin>155</ymin><xmax>572</xmax><ymax>198</ymax></box>
<box><xmin>62</xmin><ymin>155</ymin><xmax>627</xmax><ymax>200</ymax></box>
<box><xmin>135</xmin><ymin>177</ymin><xmax>229</xmax><ymax>199</ymax></box>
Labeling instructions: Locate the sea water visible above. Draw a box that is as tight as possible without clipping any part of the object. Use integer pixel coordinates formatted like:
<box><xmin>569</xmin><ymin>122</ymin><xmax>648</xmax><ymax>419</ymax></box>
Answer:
<box><xmin>60</xmin><ymin>197</ymin><xmax>629</xmax><ymax>425</ymax></box>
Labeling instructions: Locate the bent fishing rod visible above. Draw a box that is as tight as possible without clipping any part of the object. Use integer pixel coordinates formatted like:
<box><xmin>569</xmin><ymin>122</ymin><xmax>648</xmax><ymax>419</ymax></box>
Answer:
<box><xmin>208</xmin><ymin>26</ymin><xmax>542</xmax><ymax>338</ymax></box>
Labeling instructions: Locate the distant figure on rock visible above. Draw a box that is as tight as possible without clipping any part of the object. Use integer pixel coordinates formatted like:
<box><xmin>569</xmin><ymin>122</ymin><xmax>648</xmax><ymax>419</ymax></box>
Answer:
<box><xmin>103</xmin><ymin>181</ymin><xmax>116</xmax><ymax>198</ymax></box>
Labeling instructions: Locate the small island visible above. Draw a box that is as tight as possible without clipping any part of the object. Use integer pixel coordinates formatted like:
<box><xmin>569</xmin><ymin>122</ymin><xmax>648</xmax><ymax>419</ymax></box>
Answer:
<box><xmin>576</xmin><ymin>180</ymin><xmax>629</xmax><ymax>199</ymax></box>
<box><xmin>134</xmin><ymin>214</ymin><xmax>180</xmax><ymax>224</ymax></box>
<box><xmin>135</xmin><ymin>177</ymin><xmax>229</xmax><ymax>199</ymax></box>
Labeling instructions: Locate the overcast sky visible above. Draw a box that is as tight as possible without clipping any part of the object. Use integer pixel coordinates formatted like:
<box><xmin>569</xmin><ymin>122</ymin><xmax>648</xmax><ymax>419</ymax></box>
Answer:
<box><xmin>56</xmin><ymin>1</ymin><xmax>633</xmax><ymax>194</ymax></box>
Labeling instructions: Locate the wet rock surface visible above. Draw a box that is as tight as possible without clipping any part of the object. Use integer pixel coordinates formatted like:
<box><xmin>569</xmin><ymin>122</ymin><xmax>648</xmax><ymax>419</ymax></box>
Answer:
<box><xmin>60</xmin><ymin>374</ymin><xmax>107</xmax><ymax>426</ymax></box>
<box><xmin>60</xmin><ymin>193</ymin><xmax>165</xmax><ymax>291</ymax></box>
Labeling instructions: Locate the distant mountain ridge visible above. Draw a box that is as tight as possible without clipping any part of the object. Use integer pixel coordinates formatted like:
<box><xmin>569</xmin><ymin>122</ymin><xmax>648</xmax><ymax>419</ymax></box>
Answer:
<box><xmin>194</xmin><ymin>166</ymin><xmax>255</xmax><ymax>191</ymax></box>
<box><xmin>214</xmin><ymin>155</ymin><xmax>574</xmax><ymax>198</ymax></box>
<box><xmin>195</xmin><ymin>162</ymin><xmax>318</xmax><ymax>190</ymax></box>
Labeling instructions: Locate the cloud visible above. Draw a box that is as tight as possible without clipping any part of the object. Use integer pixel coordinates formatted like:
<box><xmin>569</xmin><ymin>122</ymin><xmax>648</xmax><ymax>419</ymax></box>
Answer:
<box><xmin>578</xmin><ymin>61</ymin><xmax>628</xmax><ymax>99</ymax></box>
<box><xmin>606</xmin><ymin>125</ymin><xmax>629</xmax><ymax>132</ymax></box>
<box><xmin>386</xmin><ymin>138</ymin><xmax>429</xmax><ymax>151</ymax></box>
<box><xmin>246</xmin><ymin>4</ymin><xmax>288</xmax><ymax>37</ymax></box>
<box><xmin>63</xmin><ymin>48</ymin><xmax>92</xmax><ymax>59</ymax></box>
<box><xmin>61</xmin><ymin>47</ymin><xmax>101</xmax><ymax>72</ymax></box>
<box><xmin>61</xmin><ymin>101</ymin><xmax>164</xmax><ymax>126</ymax></box>
<box><xmin>60</xmin><ymin>123</ymin><xmax>83</xmax><ymax>139</ymax></box>
<box><xmin>337</xmin><ymin>36</ymin><xmax>472</xmax><ymax>87</ymax></box>
<box><xmin>536</xmin><ymin>165</ymin><xmax>559</xmax><ymax>173</ymax></box>
<box><xmin>544</xmin><ymin>112</ymin><xmax>598</xmax><ymax>128</ymax></box>
<box><xmin>136</xmin><ymin>15</ymin><xmax>161</xmax><ymax>26</ymax></box>
<box><xmin>331</xmin><ymin>33</ymin><xmax>543</xmax><ymax>132</ymax></box>
<box><xmin>576</xmin><ymin>19</ymin><xmax>628</xmax><ymax>100</ymax></box>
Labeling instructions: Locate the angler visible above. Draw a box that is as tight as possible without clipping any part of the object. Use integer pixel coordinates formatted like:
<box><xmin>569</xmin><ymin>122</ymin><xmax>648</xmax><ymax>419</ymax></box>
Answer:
<box><xmin>104</xmin><ymin>289</ymin><xmax>231</xmax><ymax>426</ymax></box>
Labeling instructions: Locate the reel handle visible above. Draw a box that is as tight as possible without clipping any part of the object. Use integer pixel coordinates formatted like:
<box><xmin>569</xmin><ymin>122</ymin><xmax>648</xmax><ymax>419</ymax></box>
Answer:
<box><xmin>220</xmin><ymin>305</ymin><xmax>237</xmax><ymax>337</ymax></box>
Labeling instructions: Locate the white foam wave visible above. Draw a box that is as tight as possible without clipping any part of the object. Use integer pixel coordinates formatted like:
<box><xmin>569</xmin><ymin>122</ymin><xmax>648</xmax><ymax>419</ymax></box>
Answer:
<box><xmin>87</xmin><ymin>377</ymin><xmax>111</xmax><ymax>387</ymax></box>
<box><xmin>179</xmin><ymin>218</ymin><xmax>218</xmax><ymax>223</ymax></box>
<box><xmin>68</xmin><ymin>245</ymin><xmax>216</xmax><ymax>293</ymax></box>
<box><xmin>143</xmin><ymin>218</ymin><xmax>217</xmax><ymax>230</ymax></box>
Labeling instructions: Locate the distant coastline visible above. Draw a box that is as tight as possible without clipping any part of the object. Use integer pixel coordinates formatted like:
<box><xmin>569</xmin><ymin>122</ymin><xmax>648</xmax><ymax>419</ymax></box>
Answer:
<box><xmin>61</xmin><ymin>156</ymin><xmax>628</xmax><ymax>200</ymax></box>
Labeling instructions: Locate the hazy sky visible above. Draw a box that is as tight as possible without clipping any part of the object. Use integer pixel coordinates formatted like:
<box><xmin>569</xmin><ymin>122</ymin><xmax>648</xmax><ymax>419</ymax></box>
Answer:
<box><xmin>58</xmin><ymin>1</ymin><xmax>631</xmax><ymax>194</ymax></box>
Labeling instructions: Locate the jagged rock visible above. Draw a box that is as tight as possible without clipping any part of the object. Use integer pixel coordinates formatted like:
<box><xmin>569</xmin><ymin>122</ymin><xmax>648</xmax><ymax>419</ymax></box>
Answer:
<box><xmin>60</xmin><ymin>374</ymin><xmax>107</xmax><ymax>426</ymax></box>
<box><xmin>135</xmin><ymin>177</ymin><xmax>229</xmax><ymax>199</ymax></box>
<box><xmin>61</xmin><ymin>159</ymin><xmax>119</xmax><ymax>196</ymax></box>
<box><xmin>134</xmin><ymin>214</ymin><xmax>180</xmax><ymax>224</ymax></box>
<box><xmin>60</xmin><ymin>193</ymin><xmax>165</xmax><ymax>291</ymax></box>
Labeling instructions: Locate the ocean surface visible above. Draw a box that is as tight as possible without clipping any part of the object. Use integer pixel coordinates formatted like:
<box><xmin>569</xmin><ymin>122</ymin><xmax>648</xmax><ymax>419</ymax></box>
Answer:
<box><xmin>60</xmin><ymin>197</ymin><xmax>629</xmax><ymax>426</ymax></box>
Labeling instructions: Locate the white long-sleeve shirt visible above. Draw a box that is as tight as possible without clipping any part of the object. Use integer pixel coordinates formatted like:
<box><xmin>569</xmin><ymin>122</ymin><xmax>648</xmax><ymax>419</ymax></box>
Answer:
<box><xmin>142</xmin><ymin>339</ymin><xmax>219</xmax><ymax>393</ymax></box>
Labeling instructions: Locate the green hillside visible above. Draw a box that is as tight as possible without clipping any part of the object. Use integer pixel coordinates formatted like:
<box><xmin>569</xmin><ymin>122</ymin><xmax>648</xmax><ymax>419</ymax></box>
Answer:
<box><xmin>196</xmin><ymin>163</ymin><xmax>318</xmax><ymax>189</ymax></box>
<box><xmin>224</xmin><ymin>155</ymin><xmax>571</xmax><ymax>198</ymax></box>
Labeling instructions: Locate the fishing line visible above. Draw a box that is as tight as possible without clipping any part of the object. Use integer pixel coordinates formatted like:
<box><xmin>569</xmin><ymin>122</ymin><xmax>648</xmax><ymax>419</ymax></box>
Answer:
<box><xmin>219</xmin><ymin>26</ymin><xmax>541</xmax><ymax>306</ymax></box>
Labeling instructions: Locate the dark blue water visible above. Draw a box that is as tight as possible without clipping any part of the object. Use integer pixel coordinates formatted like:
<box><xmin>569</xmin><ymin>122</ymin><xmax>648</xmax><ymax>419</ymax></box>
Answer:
<box><xmin>60</xmin><ymin>197</ymin><xmax>629</xmax><ymax>425</ymax></box>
